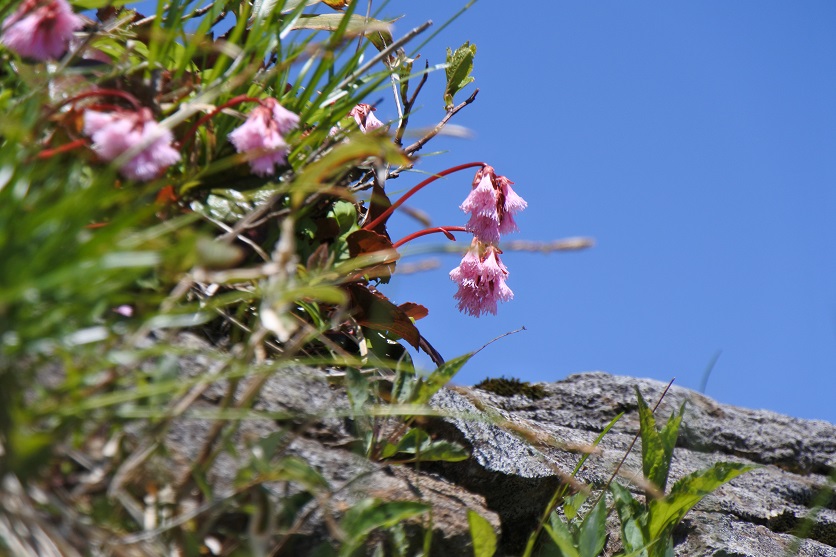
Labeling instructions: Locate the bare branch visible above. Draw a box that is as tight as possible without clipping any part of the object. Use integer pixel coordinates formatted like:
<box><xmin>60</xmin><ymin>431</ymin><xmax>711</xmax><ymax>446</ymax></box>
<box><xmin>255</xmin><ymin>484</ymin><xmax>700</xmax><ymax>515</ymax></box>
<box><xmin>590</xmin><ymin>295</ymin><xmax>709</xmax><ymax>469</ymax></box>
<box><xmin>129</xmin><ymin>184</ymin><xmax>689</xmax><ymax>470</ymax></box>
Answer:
<box><xmin>394</xmin><ymin>60</ymin><xmax>429</xmax><ymax>148</ymax></box>
<box><xmin>404</xmin><ymin>88</ymin><xmax>479</xmax><ymax>156</ymax></box>
<box><xmin>501</xmin><ymin>237</ymin><xmax>596</xmax><ymax>253</ymax></box>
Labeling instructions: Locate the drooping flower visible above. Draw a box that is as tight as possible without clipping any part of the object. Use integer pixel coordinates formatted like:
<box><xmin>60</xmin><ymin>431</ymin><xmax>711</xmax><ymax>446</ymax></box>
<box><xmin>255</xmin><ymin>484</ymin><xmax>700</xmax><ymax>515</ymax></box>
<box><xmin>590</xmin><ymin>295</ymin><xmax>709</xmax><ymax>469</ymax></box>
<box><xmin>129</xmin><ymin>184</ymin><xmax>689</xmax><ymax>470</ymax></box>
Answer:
<box><xmin>450</xmin><ymin>241</ymin><xmax>514</xmax><ymax>317</ymax></box>
<box><xmin>1</xmin><ymin>0</ymin><xmax>83</xmax><ymax>61</ymax></box>
<box><xmin>83</xmin><ymin>108</ymin><xmax>180</xmax><ymax>181</ymax></box>
<box><xmin>460</xmin><ymin>165</ymin><xmax>527</xmax><ymax>243</ymax></box>
<box><xmin>349</xmin><ymin>103</ymin><xmax>384</xmax><ymax>133</ymax></box>
<box><xmin>461</xmin><ymin>170</ymin><xmax>502</xmax><ymax>243</ymax></box>
<box><xmin>229</xmin><ymin>97</ymin><xmax>299</xmax><ymax>177</ymax></box>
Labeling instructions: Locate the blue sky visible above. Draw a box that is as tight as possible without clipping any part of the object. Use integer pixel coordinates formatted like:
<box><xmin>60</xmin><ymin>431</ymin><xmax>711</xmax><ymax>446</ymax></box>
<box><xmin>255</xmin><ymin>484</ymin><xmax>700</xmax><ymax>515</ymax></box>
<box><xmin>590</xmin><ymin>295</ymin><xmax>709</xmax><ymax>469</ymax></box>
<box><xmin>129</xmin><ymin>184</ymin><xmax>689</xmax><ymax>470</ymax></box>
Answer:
<box><xmin>125</xmin><ymin>1</ymin><xmax>836</xmax><ymax>422</ymax></box>
<box><xmin>373</xmin><ymin>1</ymin><xmax>836</xmax><ymax>422</ymax></box>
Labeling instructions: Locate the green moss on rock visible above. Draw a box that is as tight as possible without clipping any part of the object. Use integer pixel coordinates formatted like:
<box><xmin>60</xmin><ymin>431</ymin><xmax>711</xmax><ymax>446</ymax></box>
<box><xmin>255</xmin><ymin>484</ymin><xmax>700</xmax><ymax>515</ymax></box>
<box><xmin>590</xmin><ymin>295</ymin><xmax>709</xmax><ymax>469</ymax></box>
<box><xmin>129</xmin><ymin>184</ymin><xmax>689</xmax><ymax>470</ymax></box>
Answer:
<box><xmin>474</xmin><ymin>376</ymin><xmax>548</xmax><ymax>400</ymax></box>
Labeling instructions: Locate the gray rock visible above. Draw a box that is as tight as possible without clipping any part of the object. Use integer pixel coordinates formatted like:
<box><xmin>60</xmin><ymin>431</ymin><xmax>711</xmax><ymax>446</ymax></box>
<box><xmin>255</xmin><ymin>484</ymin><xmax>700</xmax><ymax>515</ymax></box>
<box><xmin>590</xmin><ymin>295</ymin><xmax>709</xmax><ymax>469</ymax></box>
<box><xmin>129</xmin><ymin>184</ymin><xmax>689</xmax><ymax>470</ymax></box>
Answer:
<box><xmin>156</xmin><ymin>343</ymin><xmax>501</xmax><ymax>556</ymax></box>
<box><xmin>135</xmin><ymin>338</ymin><xmax>836</xmax><ymax>556</ymax></box>
<box><xmin>441</xmin><ymin>371</ymin><xmax>836</xmax><ymax>556</ymax></box>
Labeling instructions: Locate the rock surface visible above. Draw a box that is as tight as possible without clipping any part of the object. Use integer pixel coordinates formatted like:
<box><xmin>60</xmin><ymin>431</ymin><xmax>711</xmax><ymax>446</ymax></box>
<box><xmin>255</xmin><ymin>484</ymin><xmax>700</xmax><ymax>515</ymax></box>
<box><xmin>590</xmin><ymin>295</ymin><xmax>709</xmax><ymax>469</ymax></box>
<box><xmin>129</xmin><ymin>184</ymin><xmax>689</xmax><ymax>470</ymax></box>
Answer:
<box><xmin>153</xmin><ymin>338</ymin><xmax>835</xmax><ymax>556</ymax></box>
<box><xmin>432</xmin><ymin>372</ymin><xmax>836</xmax><ymax>556</ymax></box>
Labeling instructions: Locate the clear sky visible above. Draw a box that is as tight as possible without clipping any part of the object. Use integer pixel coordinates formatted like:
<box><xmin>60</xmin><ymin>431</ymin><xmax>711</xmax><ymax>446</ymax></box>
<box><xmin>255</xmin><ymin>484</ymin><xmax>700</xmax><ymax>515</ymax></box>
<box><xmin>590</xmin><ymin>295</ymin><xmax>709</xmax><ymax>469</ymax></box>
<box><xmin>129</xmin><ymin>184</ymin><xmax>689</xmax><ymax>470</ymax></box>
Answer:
<box><xmin>126</xmin><ymin>1</ymin><xmax>836</xmax><ymax>422</ymax></box>
<box><xmin>374</xmin><ymin>1</ymin><xmax>836</xmax><ymax>423</ymax></box>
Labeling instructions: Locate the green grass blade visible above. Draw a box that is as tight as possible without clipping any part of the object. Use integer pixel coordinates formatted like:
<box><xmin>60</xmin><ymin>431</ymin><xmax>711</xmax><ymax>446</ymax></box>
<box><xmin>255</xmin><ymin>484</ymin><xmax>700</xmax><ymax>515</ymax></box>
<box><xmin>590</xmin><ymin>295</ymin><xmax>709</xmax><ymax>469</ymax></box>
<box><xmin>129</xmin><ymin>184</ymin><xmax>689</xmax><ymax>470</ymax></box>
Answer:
<box><xmin>412</xmin><ymin>353</ymin><xmax>472</xmax><ymax>405</ymax></box>
<box><xmin>636</xmin><ymin>387</ymin><xmax>674</xmax><ymax>496</ymax></box>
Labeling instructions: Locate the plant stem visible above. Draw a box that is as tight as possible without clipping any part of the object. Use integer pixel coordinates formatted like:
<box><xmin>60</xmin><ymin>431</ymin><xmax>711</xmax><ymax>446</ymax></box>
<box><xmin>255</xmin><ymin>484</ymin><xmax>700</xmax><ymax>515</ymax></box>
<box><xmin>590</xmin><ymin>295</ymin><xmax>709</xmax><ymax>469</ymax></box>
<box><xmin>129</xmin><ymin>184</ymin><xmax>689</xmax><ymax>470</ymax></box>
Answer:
<box><xmin>36</xmin><ymin>138</ymin><xmax>87</xmax><ymax>159</ymax></box>
<box><xmin>392</xmin><ymin>226</ymin><xmax>467</xmax><ymax>248</ymax></box>
<box><xmin>179</xmin><ymin>94</ymin><xmax>259</xmax><ymax>150</ymax></box>
<box><xmin>363</xmin><ymin>162</ymin><xmax>485</xmax><ymax>231</ymax></box>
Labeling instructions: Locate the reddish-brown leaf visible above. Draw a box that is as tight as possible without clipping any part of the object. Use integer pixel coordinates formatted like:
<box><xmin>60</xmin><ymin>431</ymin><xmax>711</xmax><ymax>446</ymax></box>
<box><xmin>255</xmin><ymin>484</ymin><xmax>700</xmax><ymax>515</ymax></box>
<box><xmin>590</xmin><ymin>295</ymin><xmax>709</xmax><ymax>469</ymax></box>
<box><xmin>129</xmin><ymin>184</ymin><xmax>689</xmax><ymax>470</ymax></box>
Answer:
<box><xmin>347</xmin><ymin>229</ymin><xmax>394</xmax><ymax>257</ymax></box>
<box><xmin>399</xmin><ymin>302</ymin><xmax>429</xmax><ymax>321</ymax></box>
<box><xmin>345</xmin><ymin>283</ymin><xmax>420</xmax><ymax>348</ymax></box>
<box><xmin>346</xmin><ymin>229</ymin><xmax>398</xmax><ymax>280</ymax></box>
<box><xmin>313</xmin><ymin>216</ymin><xmax>341</xmax><ymax>242</ymax></box>
<box><xmin>366</xmin><ymin>181</ymin><xmax>392</xmax><ymax>238</ymax></box>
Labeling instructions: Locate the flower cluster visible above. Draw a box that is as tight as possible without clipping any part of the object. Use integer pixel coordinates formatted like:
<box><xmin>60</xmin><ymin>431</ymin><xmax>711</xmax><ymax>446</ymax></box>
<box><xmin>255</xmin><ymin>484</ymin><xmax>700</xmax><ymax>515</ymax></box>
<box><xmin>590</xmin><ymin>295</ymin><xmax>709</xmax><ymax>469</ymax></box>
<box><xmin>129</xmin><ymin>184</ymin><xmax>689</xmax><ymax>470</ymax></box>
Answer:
<box><xmin>83</xmin><ymin>108</ymin><xmax>180</xmax><ymax>182</ymax></box>
<box><xmin>450</xmin><ymin>165</ymin><xmax>527</xmax><ymax>316</ymax></box>
<box><xmin>1</xmin><ymin>0</ymin><xmax>83</xmax><ymax>61</ymax></box>
<box><xmin>461</xmin><ymin>165</ymin><xmax>527</xmax><ymax>244</ymax></box>
<box><xmin>228</xmin><ymin>97</ymin><xmax>299</xmax><ymax>177</ymax></box>
<box><xmin>449</xmin><ymin>241</ymin><xmax>513</xmax><ymax>316</ymax></box>
<box><xmin>349</xmin><ymin>103</ymin><xmax>384</xmax><ymax>133</ymax></box>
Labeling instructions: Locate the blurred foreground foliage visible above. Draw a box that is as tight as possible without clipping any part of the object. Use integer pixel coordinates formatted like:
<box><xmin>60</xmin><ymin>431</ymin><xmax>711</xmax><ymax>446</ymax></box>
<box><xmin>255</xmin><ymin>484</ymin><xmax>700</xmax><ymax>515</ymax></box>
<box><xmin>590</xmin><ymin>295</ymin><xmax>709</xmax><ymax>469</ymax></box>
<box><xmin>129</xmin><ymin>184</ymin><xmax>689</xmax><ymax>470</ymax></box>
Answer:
<box><xmin>0</xmin><ymin>0</ymin><xmax>490</xmax><ymax>552</ymax></box>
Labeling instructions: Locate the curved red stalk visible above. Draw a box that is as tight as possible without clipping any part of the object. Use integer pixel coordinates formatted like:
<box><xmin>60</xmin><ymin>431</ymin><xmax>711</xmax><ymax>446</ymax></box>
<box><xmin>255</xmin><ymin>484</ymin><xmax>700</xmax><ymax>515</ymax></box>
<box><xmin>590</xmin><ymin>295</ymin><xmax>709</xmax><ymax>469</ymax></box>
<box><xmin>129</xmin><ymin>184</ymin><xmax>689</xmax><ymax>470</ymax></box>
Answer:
<box><xmin>179</xmin><ymin>95</ymin><xmax>260</xmax><ymax>150</ymax></box>
<box><xmin>392</xmin><ymin>226</ymin><xmax>467</xmax><ymax>249</ymax></box>
<box><xmin>363</xmin><ymin>161</ymin><xmax>486</xmax><ymax>232</ymax></box>
<box><xmin>49</xmin><ymin>89</ymin><xmax>142</xmax><ymax>116</ymax></box>
<box><xmin>36</xmin><ymin>138</ymin><xmax>87</xmax><ymax>159</ymax></box>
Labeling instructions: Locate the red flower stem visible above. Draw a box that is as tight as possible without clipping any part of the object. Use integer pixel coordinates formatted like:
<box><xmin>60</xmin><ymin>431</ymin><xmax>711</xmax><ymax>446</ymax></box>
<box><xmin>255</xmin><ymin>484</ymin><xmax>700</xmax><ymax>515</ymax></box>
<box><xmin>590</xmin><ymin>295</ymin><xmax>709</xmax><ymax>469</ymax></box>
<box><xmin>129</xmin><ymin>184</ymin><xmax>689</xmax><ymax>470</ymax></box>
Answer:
<box><xmin>392</xmin><ymin>226</ymin><xmax>467</xmax><ymax>249</ymax></box>
<box><xmin>179</xmin><ymin>95</ymin><xmax>261</xmax><ymax>150</ymax></box>
<box><xmin>49</xmin><ymin>89</ymin><xmax>142</xmax><ymax>115</ymax></box>
<box><xmin>362</xmin><ymin>161</ymin><xmax>486</xmax><ymax>231</ymax></box>
<box><xmin>36</xmin><ymin>138</ymin><xmax>87</xmax><ymax>159</ymax></box>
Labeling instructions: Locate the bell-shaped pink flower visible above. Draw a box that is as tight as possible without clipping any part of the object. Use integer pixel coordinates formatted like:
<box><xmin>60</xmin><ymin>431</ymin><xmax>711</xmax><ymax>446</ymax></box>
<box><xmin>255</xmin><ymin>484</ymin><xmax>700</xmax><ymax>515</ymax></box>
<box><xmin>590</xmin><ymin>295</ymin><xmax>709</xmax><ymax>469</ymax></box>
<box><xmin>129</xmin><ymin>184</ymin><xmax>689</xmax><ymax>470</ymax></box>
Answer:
<box><xmin>460</xmin><ymin>165</ymin><xmax>526</xmax><ymax>243</ymax></box>
<box><xmin>229</xmin><ymin>97</ymin><xmax>299</xmax><ymax>177</ymax></box>
<box><xmin>1</xmin><ymin>0</ymin><xmax>83</xmax><ymax>61</ymax></box>
<box><xmin>461</xmin><ymin>172</ymin><xmax>502</xmax><ymax>243</ymax></box>
<box><xmin>349</xmin><ymin>103</ymin><xmax>384</xmax><ymax>133</ymax></box>
<box><xmin>83</xmin><ymin>108</ymin><xmax>180</xmax><ymax>181</ymax></box>
<box><xmin>497</xmin><ymin>175</ymin><xmax>527</xmax><ymax>235</ymax></box>
<box><xmin>450</xmin><ymin>242</ymin><xmax>513</xmax><ymax>317</ymax></box>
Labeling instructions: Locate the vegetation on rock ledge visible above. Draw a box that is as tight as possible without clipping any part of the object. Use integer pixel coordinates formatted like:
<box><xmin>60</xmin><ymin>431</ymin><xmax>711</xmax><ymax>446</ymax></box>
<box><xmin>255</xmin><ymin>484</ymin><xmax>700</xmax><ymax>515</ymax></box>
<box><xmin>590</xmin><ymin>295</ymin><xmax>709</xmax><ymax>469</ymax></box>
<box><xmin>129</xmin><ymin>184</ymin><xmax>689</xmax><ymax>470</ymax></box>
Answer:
<box><xmin>475</xmin><ymin>376</ymin><xmax>548</xmax><ymax>400</ymax></box>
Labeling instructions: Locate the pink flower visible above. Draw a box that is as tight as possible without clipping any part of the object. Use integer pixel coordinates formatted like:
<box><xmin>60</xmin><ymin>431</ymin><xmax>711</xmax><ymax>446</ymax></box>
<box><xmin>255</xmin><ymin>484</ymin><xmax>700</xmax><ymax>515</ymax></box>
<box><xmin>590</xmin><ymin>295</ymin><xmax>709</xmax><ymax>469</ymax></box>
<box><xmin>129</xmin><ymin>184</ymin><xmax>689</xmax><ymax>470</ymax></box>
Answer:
<box><xmin>83</xmin><ymin>108</ymin><xmax>180</xmax><ymax>181</ymax></box>
<box><xmin>229</xmin><ymin>97</ymin><xmax>299</xmax><ymax>177</ymax></box>
<box><xmin>460</xmin><ymin>165</ymin><xmax>527</xmax><ymax>243</ymax></box>
<box><xmin>497</xmin><ymin>175</ymin><xmax>527</xmax><ymax>235</ymax></box>
<box><xmin>1</xmin><ymin>0</ymin><xmax>83</xmax><ymax>61</ymax></box>
<box><xmin>349</xmin><ymin>103</ymin><xmax>384</xmax><ymax>133</ymax></box>
<box><xmin>461</xmin><ymin>171</ymin><xmax>502</xmax><ymax>243</ymax></box>
<box><xmin>450</xmin><ymin>242</ymin><xmax>513</xmax><ymax>317</ymax></box>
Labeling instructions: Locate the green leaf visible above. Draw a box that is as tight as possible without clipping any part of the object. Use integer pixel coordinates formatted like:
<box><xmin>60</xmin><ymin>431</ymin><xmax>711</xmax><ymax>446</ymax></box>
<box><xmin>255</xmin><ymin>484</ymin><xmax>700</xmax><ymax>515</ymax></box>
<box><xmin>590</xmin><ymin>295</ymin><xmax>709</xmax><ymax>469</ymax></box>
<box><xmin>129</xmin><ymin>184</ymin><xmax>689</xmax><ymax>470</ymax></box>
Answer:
<box><xmin>345</xmin><ymin>366</ymin><xmax>370</xmax><ymax>415</ymax></box>
<box><xmin>636</xmin><ymin>388</ymin><xmax>680</xmax><ymax>496</ymax></box>
<box><xmin>395</xmin><ymin>50</ymin><xmax>415</xmax><ymax>102</ymax></box>
<box><xmin>382</xmin><ymin>427</ymin><xmax>469</xmax><ymax>462</ymax></box>
<box><xmin>578</xmin><ymin>497</ymin><xmax>607</xmax><ymax>557</ymax></box>
<box><xmin>286</xmin><ymin>285</ymin><xmax>350</xmax><ymax>306</ymax></box>
<box><xmin>412</xmin><ymin>353</ymin><xmax>473</xmax><ymax>404</ymax></box>
<box><xmin>609</xmin><ymin>482</ymin><xmax>648</xmax><ymax>556</ymax></box>
<box><xmin>271</xmin><ymin>456</ymin><xmax>331</xmax><ymax>491</ymax></box>
<box><xmin>659</xmin><ymin>403</ymin><xmax>685</xmax><ymax>470</ymax></box>
<box><xmin>468</xmin><ymin>509</ymin><xmax>497</xmax><ymax>557</ymax></box>
<box><xmin>339</xmin><ymin>499</ymin><xmax>429</xmax><ymax>557</ymax></box>
<box><xmin>544</xmin><ymin>515</ymin><xmax>580</xmax><ymax>557</ymax></box>
<box><xmin>444</xmin><ymin>41</ymin><xmax>477</xmax><ymax>109</ymax></box>
<box><xmin>71</xmin><ymin>0</ymin><xmax>135</xmax><ymax>8</ymax></box>
<box><xmin>647</xmin><ymin>462</ymin><xmax>754</xmax><ymax>541</ymax></box>
<box><xmin>573</xmin><ymin>412</ymin><xmax>624</xmax><ymax>477</ymax></box>
<box><xmin>330</xmin><ymin>200</ymin><xmax>360</xmax><ymax>238</ymax></box>
<box><xmin>563</xmin><ymin>492</ymin><xmax>588</xmax><ymax>522</ymax></box>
